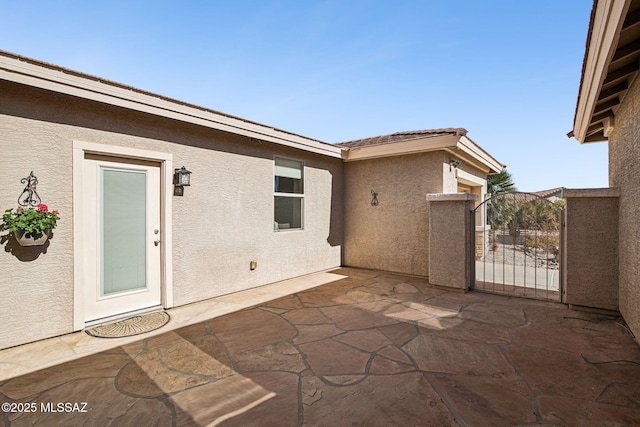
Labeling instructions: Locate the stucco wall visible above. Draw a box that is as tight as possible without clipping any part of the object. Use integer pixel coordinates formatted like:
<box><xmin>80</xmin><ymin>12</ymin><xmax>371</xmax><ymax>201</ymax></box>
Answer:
<box><xmin>608</xmin><ymin>74</ymin><xmax>640</xmax><ymax>337</ymax></box>
<box><xmin>0</xmin><ymin>81</ymin><xmax>343</xmax><ymax>349</ymax></box>
<box><xmin>563</xmin><ymin>189</ymin><xmax>619</xmax><ymax>311</ymax></box>
<box><xmin>427</xmin><ymin>193</ymin><xmax>477</xmax><ymax>290</ymax></box>
<box><xmin>342</xmin><ymin>151</ymin><xmax>447</xmax><ymax>277</ymax></box>
<box><xmin>0</xmin><ymin>87</ymin><xmax>74</xmax><ymax>349</ymax></box>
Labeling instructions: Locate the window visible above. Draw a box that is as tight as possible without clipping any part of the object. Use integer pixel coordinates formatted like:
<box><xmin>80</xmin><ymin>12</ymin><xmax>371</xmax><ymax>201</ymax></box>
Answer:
<box><xmin>274</xmin><ymin>158</ymin><xmax>303</xmax><ymax>231</ymax></box>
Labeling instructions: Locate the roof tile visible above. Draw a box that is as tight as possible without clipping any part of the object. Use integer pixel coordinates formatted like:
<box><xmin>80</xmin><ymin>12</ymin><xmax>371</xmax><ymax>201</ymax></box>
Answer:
<box><xmin>335</xmin><ymin>128</ymin><xmax>467</xmax><ymax>149</ymax></box>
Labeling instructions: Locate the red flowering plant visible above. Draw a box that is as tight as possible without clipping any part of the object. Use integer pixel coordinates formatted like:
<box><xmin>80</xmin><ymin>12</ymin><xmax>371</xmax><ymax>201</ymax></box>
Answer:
<box><xmin>1</xmin><ymin>203</ymin><xmax>60</xmax><ymax>236</ymax></box>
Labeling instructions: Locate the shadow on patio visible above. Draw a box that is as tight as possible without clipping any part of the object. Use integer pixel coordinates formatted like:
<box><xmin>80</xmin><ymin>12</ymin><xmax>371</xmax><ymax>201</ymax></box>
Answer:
<box><xmin>1</xmin><ymin>267</ymin><xmax>639</xmax><ymax>426</ymax></box>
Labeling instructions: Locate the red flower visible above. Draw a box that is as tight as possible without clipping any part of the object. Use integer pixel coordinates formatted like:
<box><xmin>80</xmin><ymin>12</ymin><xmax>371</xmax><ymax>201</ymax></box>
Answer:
<box><xmin>37</xmin><ymin>204</ymin><xmax>48</xmax><ymax>211</ymax></box>
<box><xmin>52</xmin><ymin>210</ymin><xmax>60</xmax><ymax>215</ymax></box>
<box><xmin>16</xmin><ymin>207</ymin><xmax>23</xmax><ymax>211</ymax></box>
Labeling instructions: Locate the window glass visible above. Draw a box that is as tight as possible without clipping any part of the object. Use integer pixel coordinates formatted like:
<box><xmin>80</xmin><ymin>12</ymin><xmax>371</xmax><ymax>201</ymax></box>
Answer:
<box><xmin>274</xmin><ymin>158</ymin><xmax>303</xmax><ymax>230</ymax></box>
<box><xmin>274</xmin><ymin>158</ymin><xmax>303</xmax><ymax>194</ymax></box>
<box><xmin>101</xmin><ymin>168</ymin><xmax>146</xmax><ymax>295</ymax></box>
<box><xmin>274</xmin><ymin>196</ymin><xmax>302</xmax><ymax>230</ymax></box>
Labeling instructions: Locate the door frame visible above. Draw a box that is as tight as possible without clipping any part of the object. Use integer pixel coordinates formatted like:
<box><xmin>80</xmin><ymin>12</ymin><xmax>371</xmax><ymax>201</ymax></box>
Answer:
<box><xmin>73</xmin><ymin>140</ymin><xmax>173</xmax><ymax>330</ymax></box>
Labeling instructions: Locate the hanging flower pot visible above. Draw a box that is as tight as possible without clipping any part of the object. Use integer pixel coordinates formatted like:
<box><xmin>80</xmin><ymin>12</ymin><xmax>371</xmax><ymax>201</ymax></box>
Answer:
<box><xmin>1</xmin><ymin>203</ymin><xmax>60</xmax><ymax>247</ymax></box>
<box><xmin>14</xmin><ymin>229</ymin><xmax>51</xmax><ymax>246</ymax></box>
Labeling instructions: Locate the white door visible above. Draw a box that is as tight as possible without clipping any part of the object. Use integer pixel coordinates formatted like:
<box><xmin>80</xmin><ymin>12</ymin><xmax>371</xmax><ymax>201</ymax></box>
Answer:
<box><xmin>83</xmin><ymin>155</ymin><xmax>162</xmax><ymax>322</ymax></box>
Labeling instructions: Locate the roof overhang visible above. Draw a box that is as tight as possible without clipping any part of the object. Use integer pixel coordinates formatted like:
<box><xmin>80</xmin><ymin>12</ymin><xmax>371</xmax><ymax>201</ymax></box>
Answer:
<box><xmin>0</xmin><ymin>51</ymin><xmax>342</xmax><ymax>158</ymax></box>
<box><xmin>341</xmin><ymin>133</ymin><xmax>504</xmax><ymax>174</ymax></box>
<box><xmin>572</xmin><ymin>0</ymin><xmax>639</xmax><ymax>143</ymax></box>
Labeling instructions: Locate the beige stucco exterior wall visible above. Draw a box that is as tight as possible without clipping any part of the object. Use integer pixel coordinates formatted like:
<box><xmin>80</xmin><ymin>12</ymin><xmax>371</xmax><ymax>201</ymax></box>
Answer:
<box><xmin>562</xmin><ymin>189</ymin><xmax>619</xmax><ymax>311</ymax></box>
<box><xmin>0</xmin><ymin>81</ymin><xmax>343</xmax><ymax>349</ymax></box>
<box><xmin>0</xmin><ymin>86</ymin><xmax>75</xmax><ymax>349</ymax></box>
<box><xmin>443</xmin><ymin>159</ymin><xmax>486</xmax><ymax>196</ymax></box>
<box><xmin>608</xmin><ymin>74</ymin><xmax>640</xmax><ymax>337</ymax></box>
<box><xmin>342</xmin><ymin>152</ymin><xmax>445</xmax><ymax>276</ymax></box>
<box><xmin>427</xmin><ymin>193</ymin><xmax>477</xmax><ymax>290</ymax></box>
<box><xmin>342</xmin><ymin>151</ymin><xmax>487</xmax><ymax>277</ymax></box>
<box><xmin>442</xmin><ymin>160</ymin><xmax>459</xmax><ymax>193</ymax></box>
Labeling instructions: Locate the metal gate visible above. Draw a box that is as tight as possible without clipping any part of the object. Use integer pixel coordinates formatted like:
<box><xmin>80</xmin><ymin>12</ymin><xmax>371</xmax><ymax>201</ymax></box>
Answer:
<box><xmin>472</xmin><ymin>192</ymin><xmax>564</xmax><ymax>301</ymax></box>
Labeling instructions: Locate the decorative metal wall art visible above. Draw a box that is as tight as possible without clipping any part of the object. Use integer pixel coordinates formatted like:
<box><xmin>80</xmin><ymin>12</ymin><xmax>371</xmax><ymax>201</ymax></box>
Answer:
<box><xmin>18</xmin><ymin>171</ymin><xmax>41</xmax><ymax>207</ymax></box>
<box><xmin>371</xmin><ymin>190</ymin><xmax>379</xmax><ymax>206</ymax></box>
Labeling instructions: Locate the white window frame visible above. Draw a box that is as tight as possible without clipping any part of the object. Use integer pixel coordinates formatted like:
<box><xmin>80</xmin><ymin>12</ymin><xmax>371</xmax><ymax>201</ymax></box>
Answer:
<box><xmin>274</xmin><ymin>157</ymin><xmax>304</xmax><ymax>231</ymax></box>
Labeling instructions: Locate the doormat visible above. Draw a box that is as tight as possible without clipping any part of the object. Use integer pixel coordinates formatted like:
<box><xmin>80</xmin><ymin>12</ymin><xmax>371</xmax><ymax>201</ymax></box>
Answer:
<box><xmin>85</xmin><ymin>311</ymin><xmax>170</xmax><ymax>338</ymax></box>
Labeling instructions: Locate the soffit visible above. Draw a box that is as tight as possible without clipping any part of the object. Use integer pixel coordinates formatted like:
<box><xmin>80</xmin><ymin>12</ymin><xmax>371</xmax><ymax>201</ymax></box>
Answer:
<box><xmin>573</xmin><ymin>0</ymin><xmax>640</xmax><ymax>143</ymax></box>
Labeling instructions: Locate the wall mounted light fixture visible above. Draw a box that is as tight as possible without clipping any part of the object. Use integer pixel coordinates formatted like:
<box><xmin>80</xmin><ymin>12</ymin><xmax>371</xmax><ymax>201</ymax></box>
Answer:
<box><xmin>371</xmin><ymin>190</ymin><xmax>379</xmax><ymax>206</ymax></box>
<box><xmin>174</xmin><ymin>166</ymin><xmax>192</xmax><ymax>187</ymax></box>
<box><xmin>449</xmin><ymin>159</ymin><xmax>461</xmax><ymax>171</ymax></box>
<box><xmin>173</xmin><ymin>166</ymin><xmax>192</xmax><ymax>196</ymax></box>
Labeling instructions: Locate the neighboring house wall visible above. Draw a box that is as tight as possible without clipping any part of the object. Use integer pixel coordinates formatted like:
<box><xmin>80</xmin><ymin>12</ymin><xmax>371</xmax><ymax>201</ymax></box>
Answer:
<box><xmin>442</xmin><ymin>160</ymin><xmax>485</xmax><ymax>195</ymax></box>
<box><xmin>443</xmin><ymin>161</ymin><xmax>486</xmax><ymax>198</ymax></box>
<box><xmin>442</xmin><ymin>159</ymin><xmax>458</xmax><ymax>193</ymax></box>
<box><xmin>608</xmin><ymin>74</ymin><xmax>640</xmax><ymax>337</ymax></box>
<box><xmin>342</xmin><ymin>151</ymin><xmax>446</xmax><ymax>277</ymax></box>
<box><xmin>0</xmin><ymin>81</ymin><xmax>343</xmax><ymax>349</ymax></box>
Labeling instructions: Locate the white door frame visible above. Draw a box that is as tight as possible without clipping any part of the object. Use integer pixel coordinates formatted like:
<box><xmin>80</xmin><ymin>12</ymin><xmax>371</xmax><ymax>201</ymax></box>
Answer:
<box><xmin>73</xmin><ymin>141</ymin><xmax>173</xmax><ymax>330</ymax></box>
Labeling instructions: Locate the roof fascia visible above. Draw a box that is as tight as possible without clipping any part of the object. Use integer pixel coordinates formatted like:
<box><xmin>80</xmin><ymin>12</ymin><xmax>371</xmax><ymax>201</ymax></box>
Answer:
<box><xmin>456</xmin><ymin>135</ymin><xmax>504</xmax><ymax>173</ymax></box>
<box><xmin>341</xmin><ymin>134</ymin><xmax>461</xmax><ymax>161</ymax></box>
<box><xmin>0</xmin><ymin>55</ymin><xmax>342</xmax><ymax>158</ymax></box>
<box><xmin>442</xmin><ymin>148</ymin><xmax>493</xmax><ymax>175</ymax></box>
<box><xmin>342</xmin><ymin>134</ymin><xmax>504</xmax><ymax>174</ymax></box>
<box><xmin>574</xmin><ymin>0</ymin><xmax>631</xmax><ymax>143</ymax></box>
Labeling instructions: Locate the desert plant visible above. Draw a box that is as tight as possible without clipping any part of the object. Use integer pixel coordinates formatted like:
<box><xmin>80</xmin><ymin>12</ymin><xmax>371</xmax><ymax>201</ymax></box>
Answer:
<box><xmin>487</xmin><ymin>169</ymin><xmax>516</xmax><ymax>195</ymax></box>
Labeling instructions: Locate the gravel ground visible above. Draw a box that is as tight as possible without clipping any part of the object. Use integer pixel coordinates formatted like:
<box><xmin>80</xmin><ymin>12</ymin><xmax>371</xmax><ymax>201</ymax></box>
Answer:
<box><xmin>481</xmin><ymin>243</ymin><xmax>559</xmax><ymax>269</ymax></box>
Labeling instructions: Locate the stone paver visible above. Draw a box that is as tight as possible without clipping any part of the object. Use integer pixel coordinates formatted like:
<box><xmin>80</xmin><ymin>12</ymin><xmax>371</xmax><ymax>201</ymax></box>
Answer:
<box><xmin>430</xmin><ymin>374</ymin><xmax>537</xmax><ymax>426</ymax></box>
<box><xmin>1</xmin><ymin>267</ymin><xmax>639</xmax><ymax>426</ymax></box>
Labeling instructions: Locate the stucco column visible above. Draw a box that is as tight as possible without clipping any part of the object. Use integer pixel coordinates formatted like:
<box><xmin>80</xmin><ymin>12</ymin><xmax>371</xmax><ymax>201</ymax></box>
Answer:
<box><xmin>562</xmin><ymin>188</ymin><xmax>619</xmax><ymax>311</ymax></box>
<box><xmin>427</xmin><ymin>193</ymin><xmax>478</xmax><ymax>291</ymax></box>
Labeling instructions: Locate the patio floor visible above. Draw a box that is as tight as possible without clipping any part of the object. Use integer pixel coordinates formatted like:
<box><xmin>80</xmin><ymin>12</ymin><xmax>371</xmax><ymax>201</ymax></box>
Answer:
<box><xmin>1</xmin><ymin>267</ymin><xmax>639</xmax><ymax>426</ymax></box>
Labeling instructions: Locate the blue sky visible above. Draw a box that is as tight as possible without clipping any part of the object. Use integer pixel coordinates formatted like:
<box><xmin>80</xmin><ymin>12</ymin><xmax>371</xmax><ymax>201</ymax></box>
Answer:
<box><xmin>1</xmin><ymin>1</ymin><xmax>606</xmax><ymax>191</ymax></box>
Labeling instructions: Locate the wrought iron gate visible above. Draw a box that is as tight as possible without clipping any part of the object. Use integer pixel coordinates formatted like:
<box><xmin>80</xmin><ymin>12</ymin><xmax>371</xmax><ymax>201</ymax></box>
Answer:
<box><xmin>472</xmin><ymin>192</ymin><xmax>564</xmax><ymax>301</ymax></box>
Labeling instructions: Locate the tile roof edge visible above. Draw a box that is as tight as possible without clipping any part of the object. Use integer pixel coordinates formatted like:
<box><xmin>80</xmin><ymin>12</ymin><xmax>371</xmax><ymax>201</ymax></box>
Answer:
<box><xmin>335</xmin><ymin>128</ymin><xmax>467</xmax><ymax>148</ymax></box>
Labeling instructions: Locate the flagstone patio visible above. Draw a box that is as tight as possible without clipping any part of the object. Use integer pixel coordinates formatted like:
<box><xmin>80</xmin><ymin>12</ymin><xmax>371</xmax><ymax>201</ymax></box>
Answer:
<box><xmin>1</xmin><ymin>267</ymin><xmax>639</xmax><ymax>426</ymax></box>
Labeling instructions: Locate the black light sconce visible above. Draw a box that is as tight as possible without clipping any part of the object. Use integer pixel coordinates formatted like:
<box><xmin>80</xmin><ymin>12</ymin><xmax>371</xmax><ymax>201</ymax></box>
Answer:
<box><xmin>371</xmin><ymin>190</ymin><xmax>379</xmax><ymax>206</ymax></box>
<box><xmin>449</xmin><ymin>159</ymin><xmax>461</xmax><ymax>171</ymax></box>
<box><xmin>174</xmin><ymin>166</ymin><xmax>192</xmax><ymax>187</ymax></box>
<box><xmin>173</xmin><ymin>166</ymin><xmax>192</xmax><ymax>196</ymax></box>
